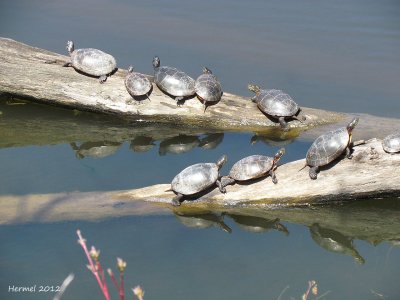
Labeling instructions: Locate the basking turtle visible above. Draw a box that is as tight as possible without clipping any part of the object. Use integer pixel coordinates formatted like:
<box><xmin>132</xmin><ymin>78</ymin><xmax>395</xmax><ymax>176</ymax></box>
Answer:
<box><xmin>170</xmin><ymin>155</ymin><xmax>227</xmax><ymax>206</ymax></box>
<box><xmin>221</xmin><ymin>148</ymin><xmax>285</xmax><ymax>188</ymax></box>
<box><xmin>124</xmin><ymin>66</ymin><xmax>152</xmax><ymax>102</ymax></box>
<box><xmin>152</xmin><ymin>56</ymin><xmax>195</xmax><ymax>104</ymax></box>
<box><xmin>301</xmin><ymin>117</ymin><xmax>359</xmax><ymax>180</ymax></box>
<box><xmin>248</xmin><ymin>84</ymin><xmax>303</xmax><ymax>130</ymax></box>
<box><xmin>310</xmin><ymin>223</ymin><xmax>365</xmax><ymax>264</ymax></box>
<box><xmin>63</xmin><ymin>41</ymin><xmax>117</xmax><ymax>83</ymax></box>
<box><xmin>194</xmin><ymin>67</ymin><xmax>223</xmax><ymax>112</ymax></box>
<box><xmin>382</xmin><ymin>132</ymin><xmax>400</xmax><ymax>154</ymax></box>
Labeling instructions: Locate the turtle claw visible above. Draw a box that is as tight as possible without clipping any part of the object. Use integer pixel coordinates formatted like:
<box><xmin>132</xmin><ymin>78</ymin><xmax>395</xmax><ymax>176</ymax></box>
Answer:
<box><xmin>99</xmin><ymin>75</ymin><xmax>107</xmax><ymax>83</ymax></box>
<box><xmin>309</xmin><ymin>167</ymin><xmax>319</xmax><ymax>180</ymax></box>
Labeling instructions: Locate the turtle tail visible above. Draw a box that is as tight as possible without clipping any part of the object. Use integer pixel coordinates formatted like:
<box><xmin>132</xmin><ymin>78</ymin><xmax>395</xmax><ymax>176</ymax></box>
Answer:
<box><xmin>298</xmin><ymin>164</ymin><xmax>307</xmax><ymax>172</ymax></box>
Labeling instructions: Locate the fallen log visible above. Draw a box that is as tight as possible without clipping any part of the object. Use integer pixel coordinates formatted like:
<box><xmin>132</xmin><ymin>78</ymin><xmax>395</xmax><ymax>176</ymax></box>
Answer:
<box><xmin>0</xmin><ymin>37</ymin><xmax>345</xmax><ymax>132</ymax></box>
<box><xmin>119</xmin><ymin>138</ymin><xmax>400</xmax><ymax>206</ymax></box>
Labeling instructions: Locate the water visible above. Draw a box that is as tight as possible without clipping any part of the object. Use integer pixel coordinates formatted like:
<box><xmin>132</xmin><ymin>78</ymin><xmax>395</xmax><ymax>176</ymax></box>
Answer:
<box><xmin>1</xmin><ymin>0</ymin><xmax>400</xmax><ymax>299</ymax></box>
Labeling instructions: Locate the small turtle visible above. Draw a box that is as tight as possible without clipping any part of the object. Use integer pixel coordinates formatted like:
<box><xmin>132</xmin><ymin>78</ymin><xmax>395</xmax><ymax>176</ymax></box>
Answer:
<box><xmin>63</xmin><ymin>41</ymin><xmax>117</xmax><ymax>83</ymax></box>
<box><xmin>194</xmin><ymin>67</ymin><xmax>223</xmax><ymax>112</ymax></box>
<box><xmin>170</xmin><ymin>155</ymin><xmax>227</xmax><ymax>206</ymax></box>
<box><xmin>301</xmin><ymin>117</ymin><xmax>359</xmax><ymax>180</ymax></box>
<box><xmin>124</xmin><ymin>66</ymin><xmax>152</xmax><ymax>102</ymax></box>
<box><xmin>382</xmin><ymin>132</ymin><xmax>400</xmax><ymax>154</ymax></box>
<box><xmin>248</xmin><ymin>84</ymin><xmax>304</xmax><ymax>130</ymax></box>
<box><xmin>152</xmin><ymin>56</ymin><xmax>195</xmax><ymax>104</ymax></box>
<box><xmin>221</xmin><ymin>148</ymin><xmax>285</xmax><ymax>188</ymax></box>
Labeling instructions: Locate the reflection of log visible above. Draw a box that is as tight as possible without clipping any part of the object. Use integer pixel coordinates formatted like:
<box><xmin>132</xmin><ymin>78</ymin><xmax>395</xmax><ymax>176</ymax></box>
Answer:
<box><xmin>0</xmin><ymin>37</ymin><xmax>345</xmax><ymax>132</ymax></box>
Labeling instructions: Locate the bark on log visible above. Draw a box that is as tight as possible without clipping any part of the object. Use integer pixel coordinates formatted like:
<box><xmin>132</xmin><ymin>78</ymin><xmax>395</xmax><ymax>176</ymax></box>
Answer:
<box><xmin>0</xmin><ymin>37</ymin><xmax>345</xmax><ymax>132</ymax></box>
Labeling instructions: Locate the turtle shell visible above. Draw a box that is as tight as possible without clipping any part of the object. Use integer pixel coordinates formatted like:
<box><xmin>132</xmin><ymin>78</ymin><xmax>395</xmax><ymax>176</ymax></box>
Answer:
<box><xmin>229</xmin><ymin>155</ymin><xmax>274</xmax><ymax>181</ymax></box>
<box><xmin>125</xmin><ymin>71</ymin><xmax>152</xmax><ymax>96</ymax></box>
<box><xmin>195</xmin><ymin>73</ymin><xmax>222</xmax><ymax>103</ymax></box>
<box><xmin>306</xmin><ymin>127</ymin><xmax>350</xmax><ymax>167</ymax></box>
<box><xmin>154</xmin><ymin>66</ymin><xmax>195</xmax><ymax>97</ymax></box>
<box><xmin>171</xmin><ymin>163</ymin><xmax>218</xmax><ymax>195</ymax></box>
<box><xmin>70</xmin><ymin>48</ymin><xmax>117</xmax><ymax>76</ymax></box>
<box><xmin>255</xmin><ymin>89</ymin><xmax>299</xmax><ymax>117</ymax></box>
<box><xmin>382</xmin><ymin>133</ymin><xmax>400</xmax><ymax>153</ymax></box>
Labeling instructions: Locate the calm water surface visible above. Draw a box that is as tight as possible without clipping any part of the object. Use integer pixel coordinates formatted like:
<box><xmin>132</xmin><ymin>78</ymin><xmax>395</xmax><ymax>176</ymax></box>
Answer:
<box><xmin>1</xmin><ymin>0</ymin><xmax>400</xmax><ymax>299</ymax></box>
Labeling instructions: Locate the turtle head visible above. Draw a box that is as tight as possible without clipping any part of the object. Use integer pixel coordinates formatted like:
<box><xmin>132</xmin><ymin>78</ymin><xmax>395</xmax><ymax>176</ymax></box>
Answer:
<box><xmin>216</xmin><ymin>154</ymin><xmax>228</xmax><ymax>169</ymax></box>
<box><xmin>273</xmin><ymin>148</ymin><xmax>285</xmax><ymax>164</ymax></box>
<box><xmin>152</xmin><ymin>56</ymin><xmax>160</xmax><ymax>69</ymax></box>
<box><xmin>66</xmin><ymin>40</ymin><xmax>74</xmax><ymax>54</ymax></box>
<box><xmin>248</xmin><ymin>84</ymin><xmax>261</xmax><ymax>94</ymax></box>
<box><xmin>346</xmin><ymin>117</ymin><xmax>359</xmax><ymax>133</ymax></box>
<box><xmin>202</xmin><ymin>67</ymin><xmax>212</xmax><ymax>74</ymax></box>
<box><xmin>128</xmin><ymin>66</ymin><xmax>134</xmax><ymax>73</ymax></box>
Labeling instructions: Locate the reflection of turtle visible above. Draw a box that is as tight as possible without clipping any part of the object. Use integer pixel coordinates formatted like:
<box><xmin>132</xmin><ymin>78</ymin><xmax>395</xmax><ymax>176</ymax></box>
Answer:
<box><xmin>175</xmin><ymin>212</ymin><xmax>231</xmax><ymax>233</ymax></box>
<box><xmin>221</xmin><ymin>148</ymin><xmax>285</xmax><ymax>187</ymax></box>
<box><xmin>301</xmin><ymin>117</ymin><xmax>359</xmax><ymax>180</ymax></box>
<box><xmin>228</xmin><ymin>214</ymin><xmax>289</xmax><ymax>235</ymax></box>
<box><xmin>129</xmin><ymin>136</ymin><xmax>155</xmax><ymax>153</ymax></box>
<box><xmin>159</xmin><ymin>135</ymin><xmax>200</xmax><ymax>156</ymax></box>
<box><xmin>382</xmin><ymin>132</ymin><xmax>400</xmax><ymax>154</ymax></box>
<box><xmin>310</xmin><ymin>223</ymin><xmax>365</xmax><ymax>264</ymax></box>
<box><xmin>199</xmin><ymin>133</ymin><xmax>224</xmax><ymax>150</ymax></box>
<box><xmin>63</xmin><ymin>41</ymin><xmax>117</xmax><ymax>83</ymax></box>
<box><xmin>248</xmin><ymin>84</ymin><xmax>303</xmax><ymax>130</ymax></box>
<box><xmin>152</xmin><ymin>56</ymin><xmax>195</xmax><ymax>104</ymax></box>
<box><xmin>195</xmin><ymin>67</ymin><xmax>223</xmax><ymax>112</ymax></box>
<box><xmin>170</xmin><ymin>155</ymin><xmax>227</xmax><ymax>206</ymax></box>
<box><xmin>70</xmin><ymin>141</ymin><xmax>121</xmax><ymax>159</ymax></box>
<box><xmin>250</xmin><ymin>132</ymin><xmax>296</xmax><ymax>147</ymax></box>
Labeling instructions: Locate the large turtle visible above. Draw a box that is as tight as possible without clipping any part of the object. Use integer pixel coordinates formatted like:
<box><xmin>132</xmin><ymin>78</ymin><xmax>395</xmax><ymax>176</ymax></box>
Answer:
<box><xmin>194</xmin><ymin>67</ymin><xmax>223</xmax><ymax>112</ymax></box>
<box><xmin>152</xmin><ymin>56</ymin><xmax>195</xmax><ymax>104</ymax></box>
<box><xmin>63</xmin><ymin>41</ymin><xmax>117</xmax><ymax>83</ymax></box>
<box><xmin>124</xmin><ymin>66</ymin><xmax>152</xmax><ymax>102</ymax></box>
<box><xmin>170</xmin><ymin>155</ymin><xmax>227</xmax><ymax>206</ymax></box>
<box><xmin>382</xmin><ymin>132</ymin><xmax>400</xmax><ymax>154</ymax></box>
<box><xmin>248</xmin><ymin>84</ymin><xmax>303</xmax><ymax>130</ymax></box>
<box><xmin>301</xmin><ymin>117</ymin><xmax>359</xmax><ymax>180</ymax></box>
<box><xmin>221</xmin><ymin>148</ymin><xmax>285</xmax><ymax>188</ymax></box>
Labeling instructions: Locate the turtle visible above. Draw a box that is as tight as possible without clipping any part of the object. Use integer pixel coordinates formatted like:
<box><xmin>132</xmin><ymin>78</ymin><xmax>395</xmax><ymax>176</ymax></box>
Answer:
<box><xmin>194</xmin><ymin>67</ymin><xmax>223</xmax><ymax>112</ymax></box>
<box><xmin>382</xmin><ymin>132</ymin><xmax>400</xmax><ymax>154</ymax></box>
<box><xmin>248</xmin><ymin>84</ymin><xmax>304</xmax><ymax>130</ymax></box>
<box><xmin>301</xmin><ymin>117</ymin><xmax>359</xmax><ymax>180</ymax></box>
<box><xmin>124</xmin><ymin>66</ymin><xmax>152</xmax><ymax>102</ymax></box>
<box><xmin>170</xmin><ymin>155</ymin><xmax>227</xmax><ymax>206</ymax></box>
<box><xmin>63</xmin><ymin>41</ymin><xmax>117</xmax><ymax>83</ymax></box>
<box><xmin>152</xmin><ymin>56</ymin><xmax>195</xmax><ymax>104</ymax></box>
<box><xmin>221</xmin><ymin>148</ymin><xmax>285</xmax><ymax>188</ymax></box>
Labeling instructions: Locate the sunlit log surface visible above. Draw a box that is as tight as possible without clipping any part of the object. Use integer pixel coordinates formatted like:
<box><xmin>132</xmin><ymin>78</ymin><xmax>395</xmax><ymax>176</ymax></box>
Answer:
<box><xmin>0</xmin><ymin>37</ymin><xmax>346</xmax><ymax>132</ymax></box>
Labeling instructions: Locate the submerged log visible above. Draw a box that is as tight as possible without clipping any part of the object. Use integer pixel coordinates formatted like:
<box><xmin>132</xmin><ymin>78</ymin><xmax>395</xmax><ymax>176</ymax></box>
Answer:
<box><xmin>0</xmin><ymin>37</ymin><xmax>345</xmax><ymax>132</ymax></box>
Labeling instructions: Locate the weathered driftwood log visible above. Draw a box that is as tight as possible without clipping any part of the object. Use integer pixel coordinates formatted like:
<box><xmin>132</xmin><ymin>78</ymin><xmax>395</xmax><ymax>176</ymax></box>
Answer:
<box><xmin>0</xmin><ymin>37</ymin><xmax>345</xmax><ymax>132</ymax></box>
<box><xmin>118</xmin><ymin>138</ymin><xmax>400</xmax><ymax>206</ymax></box>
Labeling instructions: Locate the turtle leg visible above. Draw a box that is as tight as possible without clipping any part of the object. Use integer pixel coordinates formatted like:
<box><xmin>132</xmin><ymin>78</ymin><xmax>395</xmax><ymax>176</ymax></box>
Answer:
<box><xmin>309</xmin><ymin>166</ymin><xmax>319</xmax><ymax>180</ymax></box>
<box><xmin>346</xmin><ymin>147</ymin><xmax>353</xmax><ymax>159</ymax></box>
<box><xmin>268</xmin><ymin>170</ymin><xmax>278</xmax><ymax>184</ymax></box>
<box><xmin>175</xmin><ymin>96</ymin><xmax>185</xmax><ymax>106</ymax></box>
<box><xmin>278</xmin><ymin>117</ymin><xmax>289</xmax><ymax>131</ymax></box>
<box><xmin>172</xmin><ymin>193</ymin><xmax>184</xmax><ymax>206</ymax></box>
<box><xmin>215</xmin><ymin>179</ymin><xmax>227</xmax><ymax>193</ymax></box>
<box><xmin>220</xmin><ymin>176</ymin><xmax>236</xmax><ymax>189</ymax></box>
<box><xmin>99</xmin><ymin>75</ymin><xmax>108</xmax><ymax>83</ymax></box>
<box><xmin>62</xmin><ymin>62</ymin><xmax>72</xmax><ymax>67</ymax></box>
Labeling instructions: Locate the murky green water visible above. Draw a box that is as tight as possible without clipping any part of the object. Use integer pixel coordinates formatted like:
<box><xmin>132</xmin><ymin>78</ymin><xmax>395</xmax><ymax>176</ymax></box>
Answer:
<box><xmin>1</xmin><ymin>0</ymin><xmax>400</xmax><ymax>299</ymax></box>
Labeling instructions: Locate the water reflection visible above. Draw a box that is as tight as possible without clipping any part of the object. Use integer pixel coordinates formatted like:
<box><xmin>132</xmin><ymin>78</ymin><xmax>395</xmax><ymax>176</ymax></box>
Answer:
<box><xmin>159</xmin><ymin>133</ymin><xmax>224</xmax><ymax>155</ymax></box>
<box><xmin>227</xmin><ymin>214</ymin><xmax>289</xmax><ymax>236</ymax></box>
<box><xmin>309</xmin><ymin>223</ymin><xmax>365</xmax><ymax>264</ymax></box>
<box><xmin>70</xmin><ymin>141</ymin><xmax>122</xmax><ymax>159</ymax></box>
<box><xmin>250</xmin><ymin>130</ymin><xmax>299</xmax><ymax>147</ymax></box>
<box><xmin>174</xmin><ymin>211</ymin><xmax>232</xmax><ymax>233</ymax></box>
<box><xmin>129</xmin><ymin>136</ymin><xmax>156</xmax><ymax>153</ymax></box>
